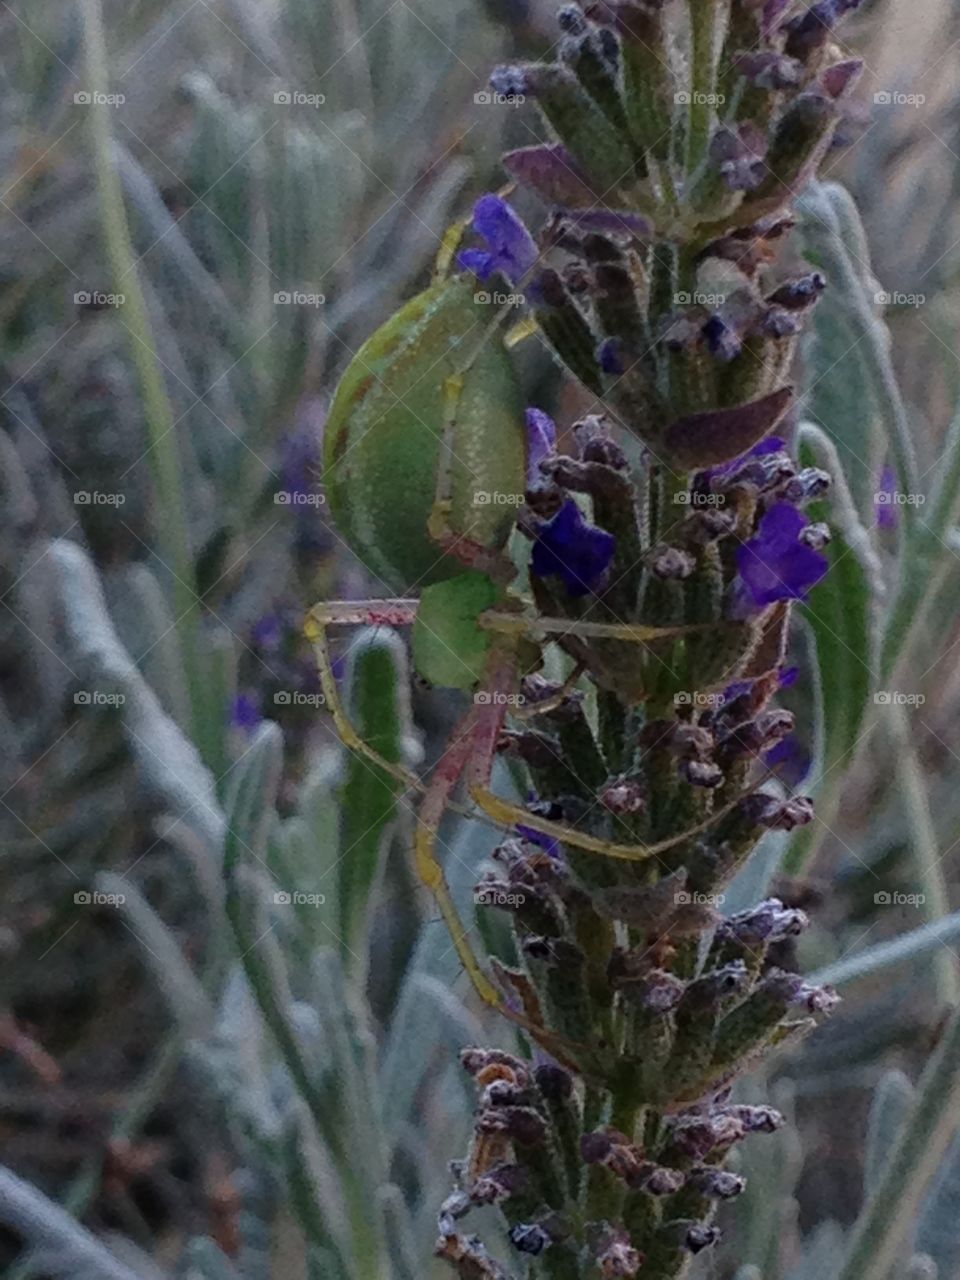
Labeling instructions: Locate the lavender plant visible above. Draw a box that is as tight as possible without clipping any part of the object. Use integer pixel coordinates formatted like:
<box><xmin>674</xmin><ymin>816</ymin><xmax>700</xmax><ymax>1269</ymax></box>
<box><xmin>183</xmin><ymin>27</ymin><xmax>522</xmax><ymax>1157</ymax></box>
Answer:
<box><xmin>318</xmin><ymin>2</ymin><xmax>871</xmax><ymax>1275</ymax></box>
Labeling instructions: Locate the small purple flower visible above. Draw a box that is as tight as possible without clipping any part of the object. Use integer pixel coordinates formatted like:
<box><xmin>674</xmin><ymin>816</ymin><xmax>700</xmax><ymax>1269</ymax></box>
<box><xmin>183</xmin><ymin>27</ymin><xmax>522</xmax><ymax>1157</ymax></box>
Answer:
<box><xmin>765</xmin><ymin>733</ymin><xmax>812</xmax><ymax>786</ymax></box>
<box><xmin>703</xmin><ymin>314</ymin><xmax>742</xmax><ymax>362</ymax></box>
<box><xmin>517</xmin><ymin>823</ymin><xmax>561</xmax><ymax>858</ymax></box>
<box><xmin>701</xmin><ymin>435</ymin><xmax>786</xmax><ymax>487</ymax></box>
<box><xmin>733</xmin><ymin>502</ymin><xmax>829</xmax><ymax>612</ymax></box>
<box><xmin>458</xmin><ymin>194</ymin><xmax>538</xmax><ymax>286</ymax></box>
<box><xmin>598</xmin><ymin>336</ymin><xmax>625</xmax><ymax>375</ymax></box>
<box><xmin>875</xmin><ymin>464</ymin><xmax>898</xmax><ymax>530</ymax></box>
<box><xmin>531</xmin><ymin>498</ymin><xmax>616</xmax><ymax>597</ymax></box>
<box><xmin>525</xmin><ymin>407</ymin><xmax>556</xmax><ymax>486</ymax></box>
<box><xmin>230</xmin><ymin>692</ymin><xmax>262</xmax><ymax>733</ymax></box>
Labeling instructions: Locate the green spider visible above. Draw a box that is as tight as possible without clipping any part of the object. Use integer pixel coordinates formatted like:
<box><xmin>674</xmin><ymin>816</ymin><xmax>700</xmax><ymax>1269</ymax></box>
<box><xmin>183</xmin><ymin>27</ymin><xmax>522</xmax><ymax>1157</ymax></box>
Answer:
<box><xmin>308</xmin><ymin>233</ymin><xmax>756</xmax><ymax>1054</ymax></box>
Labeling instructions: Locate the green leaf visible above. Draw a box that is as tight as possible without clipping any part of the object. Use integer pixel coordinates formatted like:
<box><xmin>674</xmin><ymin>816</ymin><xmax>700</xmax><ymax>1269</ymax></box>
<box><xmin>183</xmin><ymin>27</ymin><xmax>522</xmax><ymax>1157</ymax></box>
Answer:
<box><xmin>339</xmin><ymin>627</ymin><xmax>414</xmax><ymax>963</ymax></box>
<box><xmin>865</xmin><ymin>1070</ymin><xmax>914</xmax><ymax>1198</ymax></box>
<box><xmin>785</xmin><ymin>426</ymin><xmax>881</xmax><ymax>873</ymax></box>
<box><xmin>411</xmin><ymin>569</ymin><xmax>498</xmax><ymax>689</ymax></box>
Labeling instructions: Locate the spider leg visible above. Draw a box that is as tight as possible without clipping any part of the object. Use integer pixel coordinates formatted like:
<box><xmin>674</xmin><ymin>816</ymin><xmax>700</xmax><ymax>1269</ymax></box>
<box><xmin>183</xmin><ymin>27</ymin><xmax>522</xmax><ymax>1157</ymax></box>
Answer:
<box><xmin>305</xmin><ymin>602</ymin><xmax>426</xmax><ymax>795</ymax></box>
<box><xmin>468</xmin><ymin>774</ymin><xmax>775</xmax><ymax>864</ymax></box>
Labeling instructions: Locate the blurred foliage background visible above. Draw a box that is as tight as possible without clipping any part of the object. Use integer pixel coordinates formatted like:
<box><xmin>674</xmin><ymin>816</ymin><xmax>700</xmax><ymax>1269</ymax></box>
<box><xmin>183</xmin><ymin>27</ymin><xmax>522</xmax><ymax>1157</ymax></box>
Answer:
<box><xmin>2</xmin><ymin>0</ymin><xmax>960</xmax><ymax>1277</ymax></box>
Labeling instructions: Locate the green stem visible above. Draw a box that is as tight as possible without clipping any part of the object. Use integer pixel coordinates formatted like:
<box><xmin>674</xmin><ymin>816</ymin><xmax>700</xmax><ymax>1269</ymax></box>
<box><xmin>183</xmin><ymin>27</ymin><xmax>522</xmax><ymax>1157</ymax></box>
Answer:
<box><xmin>686</xmin><ymin>0</ymin><xmax>718</xmax><ymax>175</ymax></box>
<box><xmin>80</xmin><ymin>0</ymin><xmax>208</xmax><ymax>756</ymax></box>
<box><xmin>890</xmin><ymin>701</ymin><xmax>960</xmax><ymax>1006</ymax></box>
<box><xmin>836</xmin><ymin>998</ymin><xmax>960</xmax><ymax>1280</ymax></box>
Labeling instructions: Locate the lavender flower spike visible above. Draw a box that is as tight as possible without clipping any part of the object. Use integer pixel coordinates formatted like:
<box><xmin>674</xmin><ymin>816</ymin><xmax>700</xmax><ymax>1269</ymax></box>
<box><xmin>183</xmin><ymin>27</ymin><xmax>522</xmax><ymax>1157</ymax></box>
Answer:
<box><xmin>458</xmin><ymin>193</ymin><xmax>538</xmax><ymax>286</ymax></box>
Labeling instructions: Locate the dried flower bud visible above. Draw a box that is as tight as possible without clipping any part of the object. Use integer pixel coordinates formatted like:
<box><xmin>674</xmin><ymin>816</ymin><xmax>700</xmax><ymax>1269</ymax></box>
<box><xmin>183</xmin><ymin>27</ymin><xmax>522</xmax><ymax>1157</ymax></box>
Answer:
<box><xmin>688</xmin><ymin>1166</ymin><xmax>747</xmax><ymax>1198</ymax></box>
<box><xmin>650</xmin><ymin>545</ymin><xmax>696</xmax><ymax>579</ymax></box>
<box><xmin>471</xmin><ymin>1163</ymin><xmax>529</xmax><ymax>1205</ymax></box>
<box><xmin>721</xmin><ymin>897</ymin><xmax>809</xmax><ymax>943</ymax></box>
<box><xmin>682</xmin><ymin>759</ymin><xmax>725</xmax><ymax>788</ymax></box>
<box><xmin>477</xmin><ymin>1105</ymin><xmax>548</xmax><ymax>1146</ymax></box>
<box><xmin>768</xmin><ymin>272</ymin><xmax>827</xmax><ymax>310</ymax></box>
<box><xmin>762</xmin><ymin>968</ymin><xmax>840</xmax><ymax>1013</ymax></box>
<box><xmin>601</xmin><ymin>777</ymin><xmax>647</xmax><ymax>814</ymax></box>
<box><xmin>686</xmin><ymin>1224</ymin><xmax>722</xmax><ymax>1254</ymax></box>
<box><xmin>510</xmin><ymin>1222</ymin><xmax>551</xmax><ymax>1255</ymax></box>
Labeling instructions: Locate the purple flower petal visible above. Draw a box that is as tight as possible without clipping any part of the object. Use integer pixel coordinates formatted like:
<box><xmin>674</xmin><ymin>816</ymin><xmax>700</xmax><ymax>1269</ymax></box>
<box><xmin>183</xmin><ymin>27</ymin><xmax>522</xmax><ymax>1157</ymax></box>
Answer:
<box><xmin>517</xmin><ymin>823</ymin><xmax>561</xmax><ymax>858</ymax></box>
<box><xmin>875</xmin><ymin>464</ymin><xmax>898</xmax><ymax>530</ymax></box>
<box><xmin>531</xmin><ymin>498</ymin><xmax>616</xmax><ymax>598</ymax></box>
<box><xmin>526</xmin><ymin>407</ymin><xmax>556</xmax><ymax>486</ymax></box>
<box><xmin>765</xmin><ymin>733</ymin><xmax>812</xmax><ymax>787</ymax></box>
<box><xmin>734</xmin><ymin>501</ymin><xmax>829</xmax><ymax>610</ymax></box>
<box><xmin>457</xmin><ymin>193</ymin><xmax>538</xmax><ymax>286</ymax></box>
<box><xmin>598</xmin><ymin>337</ymin><xmax>625</xmax><ymax>374</ymax></box>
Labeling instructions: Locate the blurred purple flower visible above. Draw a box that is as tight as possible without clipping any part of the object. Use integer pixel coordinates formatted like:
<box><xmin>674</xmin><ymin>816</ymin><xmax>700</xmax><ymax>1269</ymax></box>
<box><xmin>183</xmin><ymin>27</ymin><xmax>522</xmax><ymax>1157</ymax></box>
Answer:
<box><xmin>252</xmin><ymin>612</ymin><xmax>285</xmax><ymax>653</ymax></box>
<box><xmin>531</xmin><ymin>498</ymin><xmax>616</xmax><ymax>597</ymax></box>
<box><xmin>230</xmin><ymin>692</ymin><xmax>262</xmax><ymax>733</ymax></box>
<box><xmin>526</xmin><ymin>407</ymin><xmax>556</xmax><ymax>486</ymax></box>
<box><xmin>733</xmin><ymin>502</ymin><xmax>829</xmax><ymax>612</ymax></box>
<box><xmin>876</xmin><ymin>464</ymin><xmax>898</xmax><ymax>530</ymax></box>
<box><xmin>458</xmin><ymin>194</ymin><xmax>538</xmax><ymax>285</ymax></box>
